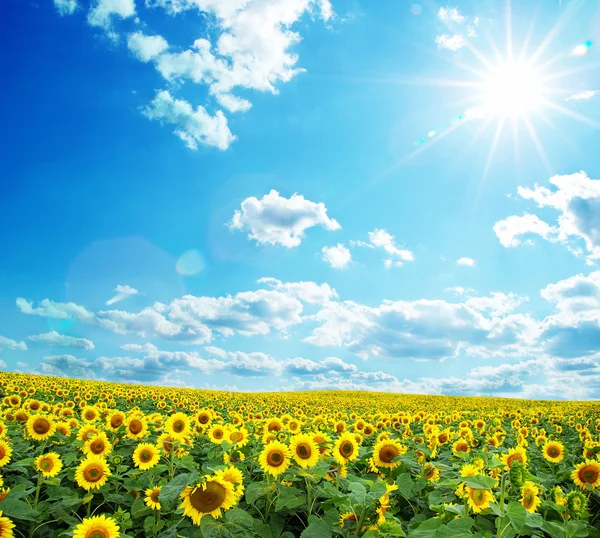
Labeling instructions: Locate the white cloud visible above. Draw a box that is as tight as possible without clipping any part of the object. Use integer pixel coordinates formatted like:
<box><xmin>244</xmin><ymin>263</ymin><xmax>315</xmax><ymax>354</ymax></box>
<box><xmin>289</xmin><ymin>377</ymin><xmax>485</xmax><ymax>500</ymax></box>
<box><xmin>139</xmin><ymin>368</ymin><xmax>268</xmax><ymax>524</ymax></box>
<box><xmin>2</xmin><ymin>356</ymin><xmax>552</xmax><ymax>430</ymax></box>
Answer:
<box><xmin>0</xmin><ymin>336</ymin><xmax>27</xmax><ymax>351</ymax></box>
<box><xmin>106</xmin><ymin>284</ymin><xmax>140</xmax><ymax>306</ymax></box>
<box><xmin>28</xmin><ymin>331</ymin><xmax>95</xmax><ymax>350</ymax></box>
<box><xmin>215</xmin><ymin>93</ymin><xmax>252</xmax><ymax>113</ymax></box>
<box><xmin>41</xmin><ymin>354</ymin><xmax>96</xmax><ymax>379</ymax></box>
<box><xmin>229</xmin><ymin>190</ymin><xmax>341</xmax><ymax>247</ymax></box>
<box><xmin>496</xmin><ymin>172</ymin><xmax>600</xmax><ymax>260</ymax></box>
<box><xmin>322</xmin><ymin>244</ymin><xmax>351</xmax><ymax>269</ymax></box>
<box><xmin>457</xmin><ymin>257</ymin><xmax>476</xmax><ymax>267</ymax></box>
<box><xmin>352</xmin><ymin>229</ymin><xmax>414</xmax><ymax>268</ymax></box>
<box><xmin>127</xmin><ymin>32</ymin><xmax>169</xmax><ymax>62</ymax></box>
<box><xmin>435</xmin><ymin>34</ymin><xmax>467</xmax><ymax>51</ymax></box>
<box><xmin>143</xmin><ymin>90</ymin><xmax>235</xmax><ymax>150</ymax></box>
<box><xmin>257</xmin><ymin>277</ymin><xmax>337</xmax><ymax>304</ymax></box>
<box><xmin>53</xmin><ymin>0</ymin><xmax>78</xmax><ymax>16</ymax></box>
<box><xmin>493</xmin><ymin>213</ymin><xmax>556</xmax><ymax>248</ymax></box>
<box><xmin>465</xmin><ymin>292</ymin><xmax>528</xmax><ymax>317</ymax></box>
<box><xmin>284</xmin><ymin>356</ymin><xmax>357</xmax><ymax>376</ymax></box>
<box><xmin>120</xmin><ymin>342</ymin><xmax>159</xmax><ymax>353</ymax></box>
<box><xmin>565</xmin><ymin>90</ymin><xmax>599</xmax><ymax>102</ymax></box>
<box><xmin>88</xmin><ymin>0</ymin><xmax>135</xmax><ymax>31</ymax></box>
<box><xmin>437</xmin><ymin>7</ymin><xmax>465</xmax><ymax>24</ymax></box>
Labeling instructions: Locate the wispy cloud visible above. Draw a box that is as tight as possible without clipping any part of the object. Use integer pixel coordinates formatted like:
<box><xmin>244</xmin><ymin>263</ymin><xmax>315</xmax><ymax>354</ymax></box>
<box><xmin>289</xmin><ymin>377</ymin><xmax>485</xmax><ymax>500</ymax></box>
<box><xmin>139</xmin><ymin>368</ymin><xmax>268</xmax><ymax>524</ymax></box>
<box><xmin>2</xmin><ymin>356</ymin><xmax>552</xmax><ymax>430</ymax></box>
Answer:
<box><xmin>28</xmin><ymin>331</ymin><xmax>95</xmax><ymax>350</ymax></box>
<box><xmin>106</xmin><ymin>284</ymin><xmax>140</xmax><ymax>306</ymax></box>
<box><xmin>565</xmin><ymin>90</ymin><xmax>599</xmax><ymax>102</ymax></box>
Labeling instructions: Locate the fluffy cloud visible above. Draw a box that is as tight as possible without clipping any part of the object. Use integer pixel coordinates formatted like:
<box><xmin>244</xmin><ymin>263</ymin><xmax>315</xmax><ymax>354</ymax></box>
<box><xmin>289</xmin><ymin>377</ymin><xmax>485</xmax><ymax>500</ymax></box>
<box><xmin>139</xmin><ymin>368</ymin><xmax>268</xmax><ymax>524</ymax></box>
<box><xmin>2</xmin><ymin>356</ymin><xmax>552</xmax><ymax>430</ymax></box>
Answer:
<box><xmin>496</xmin><ymin>172</ymin><xmax>600</xmax><ymax>259</ymax></box>
<box><xmin>351</xmin><ymin>229</ymin><xmax>414</xmax><ymax>268</ymax></box>
<box><xmin>565</xmin><ymin>90</ymin><xmax>599</xmax><ymax>102</ymax></box>
<box><xmin>435</xmin><ymin>34</ymin><xmax>467</xmax><ymax>51</ymax></box>
<box><xmin>106</xmin><ymin>284</ymin><xmax>139</xmax><ymax>306</ymax></box>
<box><xmin>229</xmin><ymin>190</ymin><xmax>341</xmax><ymax>247</ymax></box>
<box><xmin>0</xmin><ymin>335</ymin><xmax>27</xmax><ymax>351</ymax></box>
<box><xmin>40</xmin><ymin>354</ymin><xmax>96</xmax><ymax>379</ymax></box>
<box><xmin>143</xmin><ymin>90</ymin><xmax>235</xmax><ymax>150</ymax></box>
<box><xmin>321</xmin><ymin>244</ymin><xmax>351</xmax><ymax>269</ymax></box>
<box><xmin>437</xmin><ymin>7</ymin><xmax>465</xmax><ymax>24</ymax></box>
<box><xmin>284</xmin><ymin>356</ymin><xmax>357</xmax><ymax>376</ymax></box>
<box><xmin>88</xmin><ymin>0</ymin><xmax>135</xmax><ymax>31</ymax></box>
<box><xmin>53</xmin><ymin>0</ymin><xmax>78</xmax><ymax>15</ymax></box>
<box><xmin>457</xmin><ymin>257</ymin><xmax>476</xmax><ymax>267</ymax></box>
<box><xmin>28</xmin><ymin>331</ymin><xmax>95</xmax><ymax>350</ymax></box>
<box><xmin>127</xmin><ymin>32</ymin><xmax>169</xmax><ymax>62</ymax></box>
<box><xmin>257</xmin><ymin>277</ymin><xmax>337</xmax><ymax>304</ymax></box>
<box><xmin>435</xmin><ymin>7</ymin><xmax>478</xmax><ymax>51</ymax></box>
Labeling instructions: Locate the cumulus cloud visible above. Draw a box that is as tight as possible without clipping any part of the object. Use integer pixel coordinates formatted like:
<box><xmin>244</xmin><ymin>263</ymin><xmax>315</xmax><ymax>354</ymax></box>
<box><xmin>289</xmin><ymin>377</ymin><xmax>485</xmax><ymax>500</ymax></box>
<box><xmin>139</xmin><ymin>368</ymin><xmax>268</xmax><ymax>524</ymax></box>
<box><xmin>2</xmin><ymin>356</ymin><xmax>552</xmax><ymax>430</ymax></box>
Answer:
<box><xmin>495</xmin><ymin>172</ymin><xmax>600</xmax><ymax>259</ymax></box>
<box><xmin>351</xmin><ymin>229</ymin><xmax>414</xmax><ymax>268</ymax></box>
<box><xmin>143</xmin><ymin>90</ymin><xmax>235</xmax><ymax>150</ymax></box>
<box><xmin>28</xmin><ymin>331</ymin><xmax>95</xmax><ymax>350</ymax></box>
<box><xmin>257</xmin><ymin>277</ymin><xmax>338</xmax><ymax>304</ymax></box>
<box><xmin>127</xmin><ymin>32</ymin><xmax>169</xmax><ymax>62</ymax></box>
<box><xmin>88</xmin><ymin>0</ymin><xmax>135</xmax><ymax>31</ymax></box>
<box><xmin>435</xmin><ymin>7</ymin><xmax>477</xmax><ymax>51</ymax></box>
<box><xmin>321</xmin><ymin>244</ymin><xmax>351</xmax><ymax>269</ymax></box>
<box><xmin>0</xmin><ymin>335</ymin><xmax>27</xmax><ymax>351</ymax></box>
<box><xmin>40</xmin><ymin>354</ymin><xmax>96</xmax><ymax>379</ymax></box>
<box><xmin>284</xmin><ymin>356</ymin><xmax>357</xmax><ymax>376</ymax></box>
<box><xmin>229</xmin><ymin>190</ymin><xmax>341</xmax><ymax>247</ymax></box>
<box><xmin>106</xmin><ymin>284</ymin><xmax>139</xmax><ymax>306</ymax></box>
<box><xmin>565</xmin><ymin>90</ymin><xmax>599</xmax><ymax>102</ymax></box>
<box><xmin>457</xmin><ymin>257</ymin><xmax>476</xmax><ymax>267</ymax></box>
<box><xmin>53</xmin><ymin>0</ymin><xmax>78</xmax><ymax>15</ymax></box>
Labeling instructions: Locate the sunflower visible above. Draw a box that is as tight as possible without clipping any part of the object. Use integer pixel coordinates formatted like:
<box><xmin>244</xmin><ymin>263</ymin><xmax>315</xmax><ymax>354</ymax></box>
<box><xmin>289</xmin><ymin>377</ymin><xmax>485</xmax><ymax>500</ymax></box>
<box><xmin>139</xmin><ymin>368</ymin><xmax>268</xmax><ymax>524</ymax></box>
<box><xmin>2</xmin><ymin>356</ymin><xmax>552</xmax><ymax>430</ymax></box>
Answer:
<box><xmin>452</xmin><ymin>439</ymin><xmax>471</xmax><ymax>456</ymax></box>
<box><xmin>572</xmin><ymin>460</ymin><xmax>600</xmax><ymax>490</ymax></box>
<box><xmin>164</xmin><ymin>412</ymin><xmax>192</xmax><ymax>440</ymax></box>
<box><xmin>289</xmin><ymin>433</ymin><xmax>320</xmax><ymax>468</ymax></box>
<box><xmin>34</xmin><ymin>452</ymin><xmax>63</xmax><ymax>478</ymax></box>
<box><xmin>259</xmin><ymin>440</ymin><xmax>292</xmax><ymax>477</ymax></box>
<box><xmin>0</xmin><ymin>440</ymin><xmax>12</xmax><ymax>468</ymax></box>
<box><xmin>208</xmin><ymin>425</ymin><xmax>227</xmax><ymax>444</ymax></box>
<box><xmin>144</xmin><ymin>486</ymin><xmax>162</xmax><ymax>510</ymax></box>
<box><xmin>25</xmin><ymin>414</ymin><xmax>56</xmax><ymax>441</ymax></box>
<box><xmin>333</xmin><ymin>432</ymin><xmax>360</xmax><ymax>465</ymax></box>
<box><xmin>423</xmin><ymin>463</ymin><xmax>440</xmax><ymax>482</ymax></box>
<box><xmin>125</xmin><ymin>416</ymin><xmax>148</xmax><ymax>440</ymax></box>
<box><xmin>466</xmin><ymin>487</ymin><xmax>493</xmax><ymax>513</ymax></box>
<box><xmin>179</xmin><ymin>477</ymin><xmax>236</xmax><ymax>525</ymax></box>
<box><xmin>75</xmin><ymin>455</ymin><xmax>111</xmax><ymax>491</ymax></box>
<box><xmin>502</xmin><ymin>446</ymin><xmax>528</xmax><ymax>470</ymax></box>
<box><xmin>132</xmin><ymin>443</ymin><xmax>161</xmax><ymax>471</ymax></box>
<box><xmin>72</xmin><ymin>515</ymin><xmax>119</xmax><ymax>538</ymax></box>
<box><xmin>227</xmin><ymin>427</ymin><xmax>249</xmax><ymax>448</ymax></box>
<box><xmin>542</xmin><ymin>441</ymin><xmax>564</xmax><ymax>463</ymax></box>
<box><xmin>0</xmin><ymin>510</ymin><xmax>15</xmax><ymax>538</ymax></box>
<box><xmin>372</xmin><ymin>439</ymin><xmax>406</xmax><ymax>470</ymax></box>
<box><xmin>106</xmin><ymin>411</ymin><xmax>126</xmax><ymax>432</ymax></box>
<box><xmin>81</xmin><ymin>405</ymin><xmax>100</xmax><ymax>423</ymax></box>
<box><xmin>84</xmin><ymin>432</ymin><xmax>113</xmax><ymax>458</ymax></box>
<box><xmin>195</xmin><ymin>409</ymin><xmax>213</xmax><ymax>429</ymax></box>
<box><xmin>520</xmin><ymin>481</ymin><xmax>541</xmax><ymax>513</ymax></box>
<box><xmin>214</xmin><ymin>466</ymin><xmax>244</xmax><ymax>500</ymax></box>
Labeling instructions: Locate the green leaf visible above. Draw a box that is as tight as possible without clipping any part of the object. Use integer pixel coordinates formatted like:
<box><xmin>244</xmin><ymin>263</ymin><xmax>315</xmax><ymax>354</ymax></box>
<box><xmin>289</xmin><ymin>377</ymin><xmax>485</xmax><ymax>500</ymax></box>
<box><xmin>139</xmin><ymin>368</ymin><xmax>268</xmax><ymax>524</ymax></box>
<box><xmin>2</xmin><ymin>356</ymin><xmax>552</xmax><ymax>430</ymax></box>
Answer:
<box><xmin>300</xmin><ymin>519</ymin><xmax>333</xmax><ymax>538</ymax></box>
<box><xmin>158</xmin><ymin>472</ymin><xmax>197</xmax><ymax>512</ymax></box>
<box><xmin>275</xmin><ymin>486</ymin><xmax>306</xmax><ymax>511</ymax></box>
<box><xmin>144</xmin><ymin>515</ymin><xmax>156</xmax><ymax>535</ymax></box>
<box><xmin>0</xmin><ymin>498</ymin><xmax>40</xmax><ymax>521</ymax></box>
<box><xmin>410</xmin><ymin>517</ymin><xmax>443</xmax><ymax>538</ymax></box>
<box><xmin>200</xmin><ymin>508</ymin><xmax>255</xmax><ymax>538</ymax></box>
<box><xmin>461</xmin><ymin>475</ymin><xmax>496</xmax><ymax>489</ymax></box>
<box><xmin>446</xmin><ymin>518</ymin><xmax>474</xmax><ymax>532</ymax></box>
<box><xmin>131</xmin><ymin>497</ymin><xmax>151</xmax><ymax>518</ymax></box>
<box><xmin>525</xmin><ymin>512</ymin><xmax>544</xmax><ymax>529</ymax></box>
<box><xmin>178</xmin><ymin>455</ymin><xmax>197</xmax><ymax>472</ymax></box>
<box><xmin>348</xmin><ymin>482</ymin><xmax>367</xmax><ymax>506</ymax></box>
<box><xmin>368</xmin><ymin>480</ymin><xmax>388</xmax><ymax>501</ymax></box>
<box><xmin>396</xmin><ymin>473</ymin><xmax>413</xmax><ymax>498</ymax></box>
<box><xmin>245</xmin><ymin>481</ymin><xmax>272</xmax><ymax>505</ymax></box>
<box><xmin>506</xmin><ymin>501</ymin><xmax>527</xmax><ymax>532</ymax></box>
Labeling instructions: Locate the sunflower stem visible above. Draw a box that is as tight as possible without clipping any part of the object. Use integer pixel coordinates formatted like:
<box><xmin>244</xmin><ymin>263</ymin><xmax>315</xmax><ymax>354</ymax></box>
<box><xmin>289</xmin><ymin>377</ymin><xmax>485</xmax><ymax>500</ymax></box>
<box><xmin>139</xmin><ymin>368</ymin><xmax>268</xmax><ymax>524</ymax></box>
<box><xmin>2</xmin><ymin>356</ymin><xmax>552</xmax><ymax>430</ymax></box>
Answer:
<box><xmin>28</xmin><ymin>472</ymin><xmax>43</xmax><ymax>538</ymax></box>
<box><xmin>496</xmin><ymin>472</ymin><xmax>507</xmax><ymax>538</ymax></box>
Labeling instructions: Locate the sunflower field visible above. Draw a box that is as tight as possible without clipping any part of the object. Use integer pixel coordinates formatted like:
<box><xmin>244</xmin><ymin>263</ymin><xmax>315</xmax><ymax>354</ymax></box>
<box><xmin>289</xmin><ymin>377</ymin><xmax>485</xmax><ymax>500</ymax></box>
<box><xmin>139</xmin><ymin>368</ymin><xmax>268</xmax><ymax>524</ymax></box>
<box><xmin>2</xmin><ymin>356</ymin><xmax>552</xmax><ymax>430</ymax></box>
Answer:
<box><xmin>0</xmin><ymin>372</ymin><xmax>598</xmax><ymax>538</ymax></box>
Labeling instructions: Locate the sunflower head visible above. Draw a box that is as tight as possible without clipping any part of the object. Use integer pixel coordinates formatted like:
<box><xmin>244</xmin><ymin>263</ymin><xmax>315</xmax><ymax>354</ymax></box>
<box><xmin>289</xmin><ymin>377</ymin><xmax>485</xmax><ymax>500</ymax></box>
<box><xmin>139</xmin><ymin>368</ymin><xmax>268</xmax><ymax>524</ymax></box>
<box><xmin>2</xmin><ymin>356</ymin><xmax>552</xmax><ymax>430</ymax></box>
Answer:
<box><xmin>179</xmin><ymin>477</ymin><xmax>236</xmax><ymax>526</ymax></box>
<box><xmin>72</xmin><ymin>514</ymin><xmax>120</xmax><ymax>538</ymax></box>
<box><xmin>566</xmin><ymin>490</ymin><xmax>588</xmax><ymax>517</ymax></box>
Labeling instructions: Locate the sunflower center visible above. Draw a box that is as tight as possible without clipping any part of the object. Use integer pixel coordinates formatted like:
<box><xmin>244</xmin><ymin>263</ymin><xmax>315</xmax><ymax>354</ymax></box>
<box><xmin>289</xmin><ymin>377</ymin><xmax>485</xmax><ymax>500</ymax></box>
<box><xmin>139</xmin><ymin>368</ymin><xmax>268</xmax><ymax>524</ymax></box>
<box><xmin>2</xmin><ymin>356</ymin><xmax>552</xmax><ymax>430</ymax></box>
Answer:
<box><xmin>547</xmin><ymin>447</ymin><xmax>560</xmax><ymax>458</ymax></box>
<box><xmin>296</xmin><ymin>443</ymin><xmax>311</xmax><ymax>459</ymax></box>
<box><xmin>86</xmin><ymin>530</ymin><xmax>109</xmax><ymax>538</ymax></box>
<box><xmin>85</xmin><ymin>412</ymin><xmax>95</xmax><ymax>420</ymax></box>
<box><xmin>471</xmin><ymin>489</ymin><xmax>485</xmax><ymax>505</ymax></box>
<box><xmin>379</xmin><ymin>445</ymin><xmax>399</xmax><ymax>463</ymax></box>
<box><xmin>140</xmin><ymin>450</ymin><xmax>152</xmax><ymax>462</ymax></box>
<box><xmin>189</xmin><ymin>482</ymin><xmax>226</xmax><ymax>513</ymax></box>
<box><xmin>424</xmin><ymin>466</ymin><xmax>435</xmax><ymax>478</ymax></box>
<box><xmin>213</xmin><ymin>430</ymin><xmax>224</xmax><ymax>439</ymax></box>
<box><xmin>91</xmin><ymin>441</ymin><xmax>105</xmax><ymax>454</ymax></box>
<box><xmin>340</xmin><ymin>441</ymin><xmax>354</xmax><ymax>458</ymax></box>
<box><xmin>198</xmin><ymin>415</ymin><xmax>209</xmax><ymax>424</ymax></box>
<box><xmin>267</xmin><ymin>450</ymin><xmax>284</xmax><ymax>467</ymax></box>
<box><xmin>230</xmin><ymin>432</ymin><xmax>243</xmax><ymax>442</ymax></box>
<box><xmin>507</xmin><ymin>454</ymin><xmax>522</xmax><ymax>467</ymax></box>
<box><xmin>41</xmin><ymin>458</ymin><xmax>54</xmax><ymax>471</ymax></box>
<box><xmin>581</xmin><ymin>467</ymin><xmax>598</xmax><ymax>483</ymax></box>
<box><xmin>111</xmin><ymin>416</ymin><xmax>123</xmax><ymax>428</ymax></box>
<box><xmin>173</xmin><ymin>420</ymin><xmax>185</xmax><ymax>432</ymax></box>
<box><xmin>33</xmin><ymin>418</ymin><xmax>51</xmax><ymax>434</ymax></box>
<box><xmin>0</xmin><ymin>447</ymin><xmax>5</xmax><ymax>459</ymax></box>
<box><xmin>456</xmin><ymin>443</ymin><xmax>468</xmax><ymax>452</ymax></box>
<box><xmin>151</xmin><ymin>490</ymin><xmax>160</xmax><ymax>503</ymax></box>
<box><xmin>129</xmin><ymin>420</ymin><xmax>142</xmax><ymax>434</ymax></box>
<box><xmin>523</xmin><ymin>491</ymin><xmax>533</xmax><ymax>507</ymax></box>
<box><xmin>83</xmin><ymin>464</ymin><xmax>104</xmax><ymax>482</ymax></box>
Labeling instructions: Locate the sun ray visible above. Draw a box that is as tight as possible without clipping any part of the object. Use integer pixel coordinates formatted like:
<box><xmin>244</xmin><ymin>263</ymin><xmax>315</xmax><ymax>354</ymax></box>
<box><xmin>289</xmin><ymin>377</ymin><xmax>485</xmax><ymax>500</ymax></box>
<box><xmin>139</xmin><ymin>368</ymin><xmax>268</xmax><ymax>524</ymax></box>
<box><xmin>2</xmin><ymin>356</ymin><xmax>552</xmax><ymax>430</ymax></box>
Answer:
<box><xmin>542</xmin><ymin>99</ymin><xmax>600</xmax><ymax>129</ymax></box>
<box><xmin>523</xmin><ymin>116</ymin><xmax>553</xmax><ymax>174</ymax></box>
<box><xmin>505</xmin><ymin>0</ymin><xmax>514</xmax><ymax>62</ymax></box>
<box><xmin>481</xmin><ymin>116</ymin><xmax>506</xmax><ymax>185</ymax></box>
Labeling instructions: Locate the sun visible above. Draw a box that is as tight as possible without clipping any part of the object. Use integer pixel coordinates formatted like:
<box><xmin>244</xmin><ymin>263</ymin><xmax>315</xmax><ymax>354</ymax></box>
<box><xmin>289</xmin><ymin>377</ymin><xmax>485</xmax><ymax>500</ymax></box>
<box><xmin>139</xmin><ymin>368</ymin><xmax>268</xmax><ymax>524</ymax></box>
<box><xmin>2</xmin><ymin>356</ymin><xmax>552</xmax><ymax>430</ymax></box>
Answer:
<box><xmin>481</xmin><ymin>61</ymin><xmax>543</xmax><ymax>118</ymax></box>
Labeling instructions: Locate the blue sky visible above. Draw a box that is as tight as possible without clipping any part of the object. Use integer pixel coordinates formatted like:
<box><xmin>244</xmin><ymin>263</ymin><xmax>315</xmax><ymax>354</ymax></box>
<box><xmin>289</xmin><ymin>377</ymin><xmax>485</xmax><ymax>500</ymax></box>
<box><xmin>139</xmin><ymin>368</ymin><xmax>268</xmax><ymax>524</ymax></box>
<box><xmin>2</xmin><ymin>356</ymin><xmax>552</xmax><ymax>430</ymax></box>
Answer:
<box><xmin>2</xmin><ymin>0</ymin><xmax>600</xmax><ymax>398</ymax></box>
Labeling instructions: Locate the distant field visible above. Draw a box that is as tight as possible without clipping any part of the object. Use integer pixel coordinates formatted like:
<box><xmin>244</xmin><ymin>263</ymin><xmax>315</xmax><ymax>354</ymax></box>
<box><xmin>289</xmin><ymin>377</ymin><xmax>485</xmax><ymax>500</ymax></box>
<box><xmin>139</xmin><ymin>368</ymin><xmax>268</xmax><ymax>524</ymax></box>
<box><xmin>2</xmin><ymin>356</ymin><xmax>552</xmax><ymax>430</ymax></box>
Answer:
<box><xmin>0</xmin><ymin>371</ymin><xmax>598</xmax><ymax>537</ymax></box>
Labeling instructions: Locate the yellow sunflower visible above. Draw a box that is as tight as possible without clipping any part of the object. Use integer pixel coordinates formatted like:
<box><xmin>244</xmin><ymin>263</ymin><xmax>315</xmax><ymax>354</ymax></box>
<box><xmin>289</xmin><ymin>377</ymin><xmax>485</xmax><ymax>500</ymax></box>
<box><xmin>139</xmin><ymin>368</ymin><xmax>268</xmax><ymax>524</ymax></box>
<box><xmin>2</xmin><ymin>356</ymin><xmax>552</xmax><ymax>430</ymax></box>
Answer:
<box><xmin>179</xmin><ymin>477</ymin><xmax>236</xmax><ymax>525</ymax></box>
<box><xmin>0</xmin><ymin>510</ymin><xmax>15</xmax><ymax>538</ymax></box>
<box><xmin>423</xmin><ymin>463</ymin><xmax>440</xmax><ymax>482</ymax></box>
<box><xmin>214</xmin><ymin>465</ymin><xmax>244</xmax><ymax>500</ymax></box>
<box><xmin>73</xmin><ymin>515</ymin><xmax>119</xmax><ymax>538</ymax></box>
<box><xmin>164</xmin><ymin>412</ymin><xmax>192</xmax><ymax>440</ymax></box>
<box><xmin>25</xmin><ymin>414</ymin><xmax>56</xmax><ymax>441</ymax></box>
<box><xmin>0</xmin><ymin>440</ymin><xmax>12</xmax><ymax>468</ymax></box>
<box><xmin>207</xmin><ymin>424</ymin><xmax>226</xmax><ymax>444</ymax></box>
<box><xmin>259</xmin><ymin>440</ymin><xmax>292</xmax><ymax>477</ymax></box>
<box><xmin>83</xmin><ymin>432</ymin><xmax>113</xmax><ymax>458</ymax></box>
<box><xmin>452</xmin><ymin>439</ymin><xmax>471</xmax><ymax>456</ymax></box>
<box><xmin>125</xmin><ymin>416</ymin><xmax>148</xmax><ymax>440</ymax></box>
<box><xmin>502</xmin><ymin>446</ymin><xmax>528</xmax><ymax>470</ymax></box>
<box><xmin>333</xmin><ymin>432</ymin><xmax>360</xmax><ymax>465</ymax></box>
<box><xmin>289</xmin><ymin>433</ymin><xmax>320</xmax><ymax>468</ymax></box>
<box><xmin>572</xmin><ymin>460</ymin><xmax>600</xmax><ymax>490</ymax></box>
<box><xmin>75</xmin><ymin>455</ymin><xmax>111</xmax><ymax>491</ymax></box>
<box><xmin>521</xmin><ymin>481</ymin><xmax>541</xmax><ymax>513</ymax></box>
<box><xmin>466</xmin><ymin>487</ymin><xmax>494</xmax><ymax>513</ymax></box>
<box><xmin>543</xmin><ymin>441</ymin><xmax>565</xmax><ymax>463</ymax></box>
<box><xmin>132</xmin><ymin>443</ymin><xmax>161</xmax><ymax>471</ymax></box>
<box><xmin>372</xmin><ymin>439</ymin><xmax>407</xmax><ymax>470</ymax></box>
<box><xmin>227</xmin><ymin>427</ymin><xmax>250</xmax><ymax>448</ymax></box>
<box><xmin>144</xmin><ymin>486</ymin><xmax>162</xmax><ymax>510</ymax></box>
<box><xmin>81</xmin><ymin>405</ymin><xmax>100</xmax><ymax>423</ymax></box>
<box><xmin>106</xmin><ymin>411</ymin><xmax>126</xmax><ymax>432</ymax></box>
<box><xmin>34</xmin><ymin>453</ymin><xmax>63</xmax><ymax>478</ymax></box>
